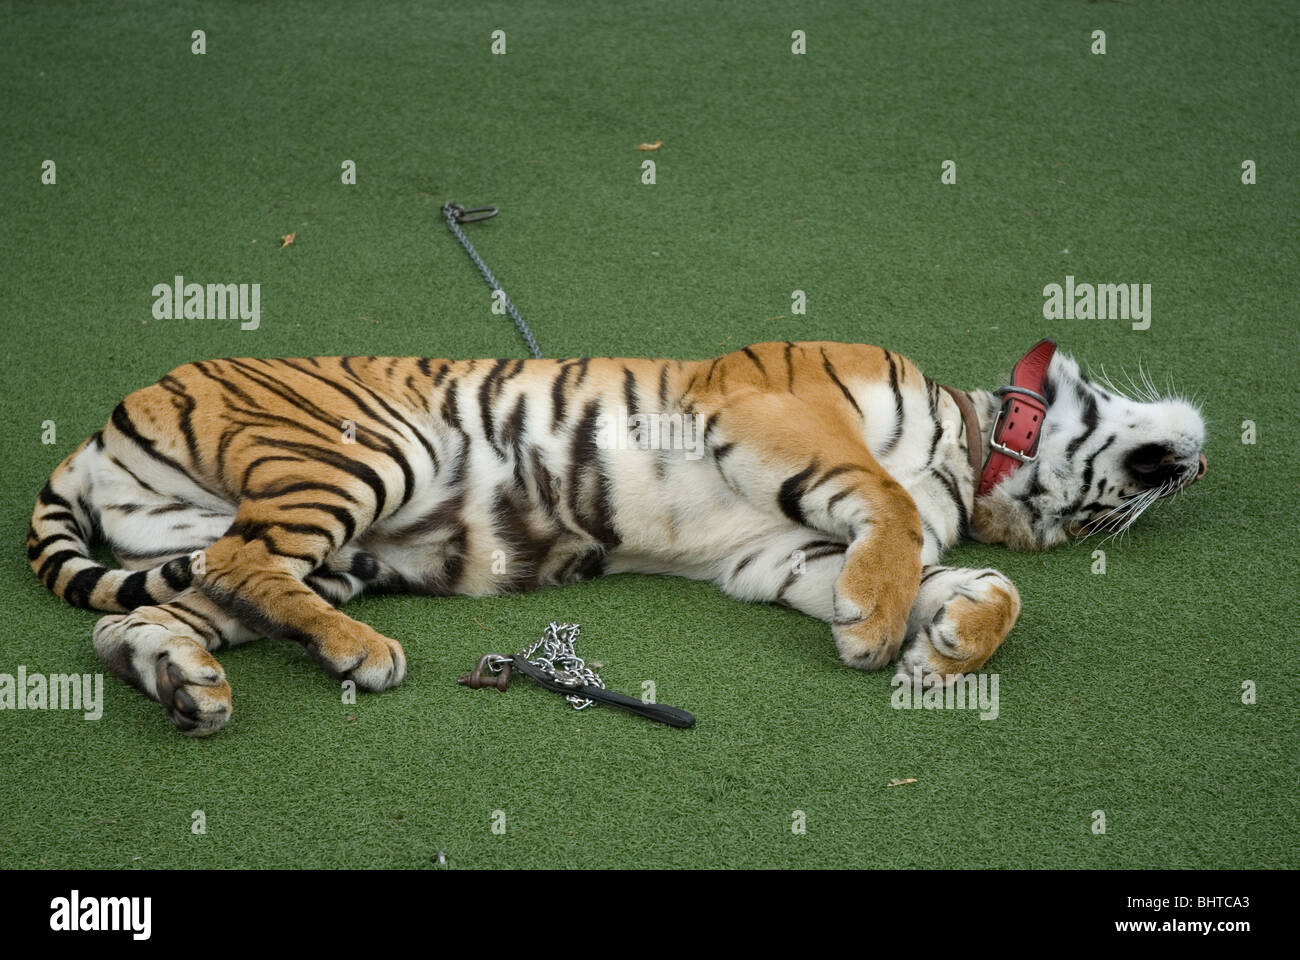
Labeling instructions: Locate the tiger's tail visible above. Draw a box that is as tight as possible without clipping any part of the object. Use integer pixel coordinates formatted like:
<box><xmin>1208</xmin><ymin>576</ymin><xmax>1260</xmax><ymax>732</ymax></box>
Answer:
<box><xmin>27</xmin><ymin>435</ymin><xmax>193</xmax><ymax>612</ymax></box>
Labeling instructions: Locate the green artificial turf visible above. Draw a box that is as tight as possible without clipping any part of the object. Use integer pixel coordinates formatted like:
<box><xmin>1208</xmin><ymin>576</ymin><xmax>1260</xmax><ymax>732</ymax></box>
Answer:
<box><xmin>1</xmin><ymin>0</ymin><xmax>1296</xmax><ymax>869</ymax></box>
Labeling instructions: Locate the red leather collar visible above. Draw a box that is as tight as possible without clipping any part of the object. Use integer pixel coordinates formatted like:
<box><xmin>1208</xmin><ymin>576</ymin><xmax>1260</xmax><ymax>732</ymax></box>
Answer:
<box><xmin>978</xmin><ymin>338</ymin><xmax>1057</xmax><ymax>497</ymax></box>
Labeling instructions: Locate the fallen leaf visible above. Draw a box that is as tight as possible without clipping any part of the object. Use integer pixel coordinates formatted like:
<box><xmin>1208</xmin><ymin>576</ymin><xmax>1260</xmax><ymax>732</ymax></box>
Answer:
<box><xmin>346</xmin><ymin>713</ymin><xmax>357</xmax><ymax>723</ymax></box>
<box><xmin>636</xmin><ymin>139</ymin><xmax>663</xmax><ymax>151</ymax></box>
<box><xmin>887</xmin><ymin>778</ymin><xmax>918</xmax><ymax>787</ymax></box>
<box><xmin>359</xmin><ymin>316</ymin><xmax>378</xmax><ymax>324</ymax></box>
<box><xmin>473</xmin><ymin>617</ymin><xmax>492</xmax><ymax>631</ymax></box>
<box><xmin>280</xmin><ymin>232</ymin><xmax>296</xmax><ymax>248</ymax></box>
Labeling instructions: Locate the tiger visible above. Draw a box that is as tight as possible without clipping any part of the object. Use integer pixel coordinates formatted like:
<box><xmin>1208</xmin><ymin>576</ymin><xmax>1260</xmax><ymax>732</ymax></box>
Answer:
<box><xmin>27</xmin><ymin>339</ymin><xmax>1207</xmax><ymax>735</ymax></box>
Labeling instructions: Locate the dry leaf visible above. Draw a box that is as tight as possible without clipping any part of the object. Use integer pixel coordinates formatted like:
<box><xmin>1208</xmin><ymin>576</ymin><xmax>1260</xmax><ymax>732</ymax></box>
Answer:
<box><xmin>636</xmin><ymin>139</ymin><xmax>663</xmax><ymax>151</ymax></box>
<box><xmin>280</xmin><ymin>232</ymin><xmax>296</xmax><ymax>248</ymax></box>
<box><xmin>887</xmin><ymin>778</ymin><xmax>918</xmax><ymax>787</ymax></box>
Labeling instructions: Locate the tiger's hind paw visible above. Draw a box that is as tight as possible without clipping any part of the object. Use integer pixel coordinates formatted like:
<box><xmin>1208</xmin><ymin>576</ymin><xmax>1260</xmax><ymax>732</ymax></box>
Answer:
<box><xmin>155</xmin><ymin>645</ymin><xmax>232</xmax><ymax>736</ymax></box>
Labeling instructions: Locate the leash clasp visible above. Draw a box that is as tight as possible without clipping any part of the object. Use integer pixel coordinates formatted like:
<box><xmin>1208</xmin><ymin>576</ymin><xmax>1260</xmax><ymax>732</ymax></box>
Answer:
<box><xmin>445</xmin><ymin>203</ymin><xmax>499</xmax><ymax>224</ymax></box>
<box><xmin>458</xmin><ymin>654</ymin><xmax>512</xmax><ymax>691</ymax></box>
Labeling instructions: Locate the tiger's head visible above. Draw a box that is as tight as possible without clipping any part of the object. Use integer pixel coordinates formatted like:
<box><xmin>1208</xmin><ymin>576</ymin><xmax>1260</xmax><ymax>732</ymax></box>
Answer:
<box><xmin>970</xmin><ymin>346</ymin><xmax>1207</xmax><ymax>550</ymax></box>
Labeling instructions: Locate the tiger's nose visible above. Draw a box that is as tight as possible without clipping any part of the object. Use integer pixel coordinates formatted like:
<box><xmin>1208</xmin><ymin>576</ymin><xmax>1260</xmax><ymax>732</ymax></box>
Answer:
<box><xmin>1193</xmin><ymin>453</ymin><xmax>1207</xmax><ymax>482</ymax></box>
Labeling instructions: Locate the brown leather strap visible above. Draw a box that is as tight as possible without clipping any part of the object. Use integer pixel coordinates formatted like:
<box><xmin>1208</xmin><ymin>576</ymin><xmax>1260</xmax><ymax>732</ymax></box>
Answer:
<box><xmin>939</xmin><ymin>384</ymin><xmax>984</xmax><ymax>478</ymax></box>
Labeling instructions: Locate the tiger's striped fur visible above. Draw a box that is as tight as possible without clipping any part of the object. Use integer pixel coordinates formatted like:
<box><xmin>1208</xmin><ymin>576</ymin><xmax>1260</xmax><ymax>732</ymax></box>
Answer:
<box><xmin>28</xmin><ymin>342</ymin><xmax>1206</xmax><ymax>735</ymax></box>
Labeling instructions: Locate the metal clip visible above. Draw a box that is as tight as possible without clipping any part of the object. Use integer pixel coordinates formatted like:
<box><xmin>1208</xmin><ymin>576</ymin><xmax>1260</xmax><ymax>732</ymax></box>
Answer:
<box><xmin>447</xmin><ymin>203</ymin><xmax>499</xmax><ymax>224</ymax></box>
<box><xmin>458</xmin><ymin>654</ymin><xmax>512</xmax><ymax>691</ymax></box>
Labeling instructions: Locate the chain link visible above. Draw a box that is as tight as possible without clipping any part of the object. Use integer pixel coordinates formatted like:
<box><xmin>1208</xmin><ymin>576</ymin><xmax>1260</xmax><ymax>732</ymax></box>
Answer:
<box><xmin>442</xmin><ymin>203</ymin><xmax>543</xmax><ymax>359</ymax></box>
<box><xmin>518</xmin><ymin>622</ymin><xmax>604</xmax><ymax>710</ymax></box>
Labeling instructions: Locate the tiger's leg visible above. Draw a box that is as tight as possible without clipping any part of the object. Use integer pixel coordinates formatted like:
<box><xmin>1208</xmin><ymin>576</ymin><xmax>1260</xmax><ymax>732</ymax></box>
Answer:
<box><xmin>92</xmin><ymin>588</ymin><xmax>256</xmax><ymax>735</ymax></box>
<box><xmin>893</xmin><ymin>566</ymin><xmax>1021</xmax><ymax>685</ymax></box>
<box><xmin>195</xmin><ymin>498</ymin><xmax>407</xmax><ymax>692</ymax></box>
<box><xmin>718</xmin><ymin>527</ymin><xmax>845</xmax><ymax>621</ymax></box>
<box><xmin>94</xmin><ymin>546</ymin><xmax>402</xmax><ymax>734</ymax></box>
<box><xmin>702</xmin><ymin>394</ymin><xmax>924</xmax><ymax>669</ymax></box>
<box><xmin>303</xmin><ymin>544</ymin><xmax>405</xmax><ymax>605</ymax></box>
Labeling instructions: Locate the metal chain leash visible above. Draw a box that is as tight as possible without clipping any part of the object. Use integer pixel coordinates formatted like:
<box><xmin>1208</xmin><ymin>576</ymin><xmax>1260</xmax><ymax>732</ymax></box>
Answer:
<box><xmin>441</xmin><ymin>202</ymin><xmax>543</xmax><ymax>359</ymax></box>
<box><xmin>462</xmin><ymin>622</ymin><xmax>694</xmax><ymax>727</ymax></box>
<box><xmin>517</xmin><ymin>622</ymin><xmax>605</xmax><ymax>710</ymax></box>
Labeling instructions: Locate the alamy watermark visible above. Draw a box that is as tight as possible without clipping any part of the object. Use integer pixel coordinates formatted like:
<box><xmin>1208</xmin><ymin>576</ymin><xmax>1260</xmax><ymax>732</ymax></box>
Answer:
<box><xmin>0</xmin><ymin>666</ymin><xmax>103</xmax><ymax>720</ymax></box>
<box><xmin>595</xmin><ymin>406</ymin><xmax>707</xmax><ymax>460</ymax></box>
<box><xmin>891</xmin><ymin>669</ymin><xmax>999</xmax><ymax>720</ymax></box>
<box><xmin>50</xmin><ymin>891</ymin><xmax>150</xmax><ymax>940</ymax></box>
<box><xmin>1042</xmin><ymin>275</ymin><xmax>1150</xmax><ymax>330</ymax></box>
<box><xmin>151</xmin><ymin>275</ymin><xmax>260</xmax><ymax>330</ymax></box>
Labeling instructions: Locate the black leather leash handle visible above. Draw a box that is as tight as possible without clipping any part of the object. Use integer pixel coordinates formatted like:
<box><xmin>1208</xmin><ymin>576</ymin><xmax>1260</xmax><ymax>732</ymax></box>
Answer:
<box><xmin>510</xmin><ymin>656</ymin><xmax>696</xmax><ymax>729</ymax></box>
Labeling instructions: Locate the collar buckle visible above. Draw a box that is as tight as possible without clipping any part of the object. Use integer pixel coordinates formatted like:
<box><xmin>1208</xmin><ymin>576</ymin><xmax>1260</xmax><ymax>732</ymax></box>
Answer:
<box><xmin>987</xmin><ymin>406</ymin><xmax>1038</xmax><ymax>463</ymax></box>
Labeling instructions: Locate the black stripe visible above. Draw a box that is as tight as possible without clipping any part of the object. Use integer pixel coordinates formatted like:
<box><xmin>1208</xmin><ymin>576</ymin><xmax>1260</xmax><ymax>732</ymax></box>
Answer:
<box><xmin>730</xmin><ymin>549</ymin><xmax>761</xmax><ymax>579</ymax></box>
<box><xmin>109</xmin><ymin>403</ymin><xmax>195</xmax><ymax>480</ymax></box>
<box><xmin>477</xmin><ymin>358</ymin><xmax>512</xmax><ymax>455</ymax></box>
<box><xmin>1079</xmin><ymin>434</ymin><xmax>1116</xmax><ymax>499</ymax></box>
<box><xmin>161</xmin><ymin>558</ymin><xmax>193</xmax><ymax>590</ymax></box>
<box><xmin>808</xmin><ymin>463</ymin><xmax>865</xmax><ymax>492</ymax></box>
<box><xmin>38</xmin><ymin>549</ymin><xmax>85</xmax><ymax>587</ymax></box>
<box><xmin>622</xmin><ymin>367</ymin><xmax>638</xmax><ymax>419</ymax></box>
<box><xmin>64</xmin><ymin>565</ymin><xmax>108</xmax><ymax>609</ymax></box>
<box><xmin>279</xmin><ymin>501</ymin><xmax>359</xmax><ymax>544</ymax></box>
<box><xmin>932</xmin><ymin>467</ymin><xmax>969</xmax><ymax>537</ymax></box>
<box><xmin>166</xmin><ymin>602</ymin><xmax>222</xmax><ymax>642</ymax></box>
<box><xmin>441</xmin><ymin>379</ymin><xmax>463</xmax><ymax>430</ymax></box>
<box><xmin>881</xmin><ymin>351</ymin><xmax>903</xmax><ymax>454</ymax></box>
<box><xmin>568</xmin><ymin>400</ymin><xmax>621</xmax><ymax>548</ymax></box>
<box><xmin>249</xmin><ymin>437</ymin><xmax>388</xmax><ymax>518</ymax></box>
<box><xmin>159</xmin><ymin>375</ymin><xmax>202</xmax><ymax>465</ymax></box>
<box><xmin>920</xmin><ymin>566</ymin><xmax>947</xmax><ymax>585</ymax></box>
<box><xmin>550</xmin><ymin>363</ymin><xmax>574</xmax><ymax>428</ymax></box>
<box><xmin>27</xmin><ymin>532</ymin><xmax>78</xmax><ymax>560</ymax></box>
<box><xmin>37</xmin><ymin>481</ymin><xmax>72</xmax><ymax>510</ymax></box>
<box><xmin>115</xmin><ymin>570</ymin><xmax>155</xmax><ymax>609</ymax></box>
<box><xmin>1065</xmin><ymin>391</ymin><xmax>1100</xmax><ymax>460</ymax></box>
<box><xmin>821</xmin><ymin>349</ymin><xmax>862</xmax><ymax>418</ymax></box>
<box><xmin>244</xmin><ymin>480</ymin><xmax>360</xmax><ymax>504</ymax></box>
<box><xmin>778</xmin><ymin>463</ymin><xmax>818</xmax><ymax>526</ymax></box>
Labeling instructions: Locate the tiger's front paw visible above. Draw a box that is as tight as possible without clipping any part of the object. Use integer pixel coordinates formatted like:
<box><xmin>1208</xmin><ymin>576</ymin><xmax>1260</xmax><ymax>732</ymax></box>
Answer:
<box><xmin>894</xmin><ymin>569</ymin><xmax>1020</xmax><ymax>686</ymax></box>
<box><xmin>309</xmin><ymin>622</ymin><xmax>407</xmax><ymax>692</ymax></box>
<box><xmin>832</xmin><ymin>594</ymin><xmax>910</xmax><ymax>671</ymax></box>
